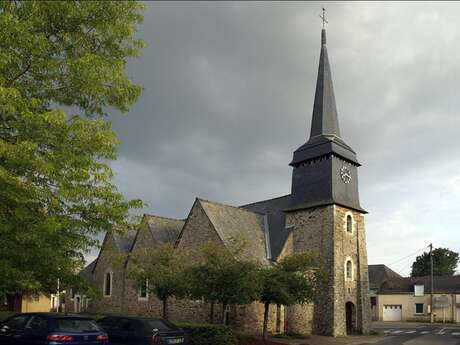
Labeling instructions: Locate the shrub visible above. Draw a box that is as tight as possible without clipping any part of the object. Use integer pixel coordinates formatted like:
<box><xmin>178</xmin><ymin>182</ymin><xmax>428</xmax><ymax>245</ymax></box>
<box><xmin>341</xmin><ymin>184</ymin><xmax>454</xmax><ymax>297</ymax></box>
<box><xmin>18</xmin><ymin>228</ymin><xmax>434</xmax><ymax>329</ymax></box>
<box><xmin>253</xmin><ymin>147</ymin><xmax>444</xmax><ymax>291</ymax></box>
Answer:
<box><xmin>235</xmin><ymin>332</ymin><xmax>257</xmax><ymax>342</ymax></box>
<box><xmin>175</xmin><ymin>322</ymin><xmax>237</xmax><ymax>345</ymax></box>
<box><xmin>0</xmin><ymin>311</ymin><xmax>16</xmax><ymax>321</ymax></box>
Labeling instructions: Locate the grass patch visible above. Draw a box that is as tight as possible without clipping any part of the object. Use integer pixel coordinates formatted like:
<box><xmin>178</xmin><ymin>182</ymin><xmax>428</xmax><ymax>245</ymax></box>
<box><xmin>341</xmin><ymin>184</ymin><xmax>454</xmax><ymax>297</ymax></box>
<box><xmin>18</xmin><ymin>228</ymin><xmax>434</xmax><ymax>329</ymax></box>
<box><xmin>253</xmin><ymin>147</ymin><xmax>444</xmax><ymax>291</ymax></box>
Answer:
<box><xmin>273</xmin><ymin>331</ymin><xmax>310</xmax><ymax>339</ymax></box>
<box><xmin>235</xmin><ymin>332</ymin><xmax>257</xmax><ymax>342</ymax></box>
<box><xmin>369</xmin><ymin>330</ymin><xmax>381</xmax><ymax>336</ymax></box>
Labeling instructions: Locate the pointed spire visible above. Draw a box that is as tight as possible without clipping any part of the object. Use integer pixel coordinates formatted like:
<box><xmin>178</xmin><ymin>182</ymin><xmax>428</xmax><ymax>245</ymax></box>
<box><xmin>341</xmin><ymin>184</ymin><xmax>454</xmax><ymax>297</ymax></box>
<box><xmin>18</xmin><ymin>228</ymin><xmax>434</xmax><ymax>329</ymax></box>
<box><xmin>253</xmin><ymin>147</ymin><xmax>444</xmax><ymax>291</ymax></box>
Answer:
<box><xmin>290</xmin><ymin>28</ymin><xmax>359</xmax><ymax>167</ymax></box>
<box><xmin>310</xmin><ymin>28</ymin><xmax>341</xmax><ymax>138</ymax></box>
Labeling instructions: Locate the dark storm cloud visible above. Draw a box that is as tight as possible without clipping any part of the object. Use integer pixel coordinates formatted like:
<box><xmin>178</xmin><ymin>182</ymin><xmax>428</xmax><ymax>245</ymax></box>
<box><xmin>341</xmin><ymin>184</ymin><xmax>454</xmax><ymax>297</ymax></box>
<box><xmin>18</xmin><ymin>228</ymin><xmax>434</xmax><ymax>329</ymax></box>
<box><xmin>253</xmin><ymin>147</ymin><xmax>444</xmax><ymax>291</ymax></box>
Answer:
<box><xmin>103</xmin><ymin>2</ymin><xmax>460</xmax><ymax>275</ymax></box>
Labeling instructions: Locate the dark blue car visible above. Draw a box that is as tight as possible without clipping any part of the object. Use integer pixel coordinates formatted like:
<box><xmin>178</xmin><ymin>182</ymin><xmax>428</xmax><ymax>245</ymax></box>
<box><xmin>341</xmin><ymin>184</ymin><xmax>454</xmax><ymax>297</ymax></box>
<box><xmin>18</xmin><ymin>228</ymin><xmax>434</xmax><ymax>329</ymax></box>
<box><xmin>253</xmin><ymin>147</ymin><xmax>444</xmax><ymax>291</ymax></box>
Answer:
<box><xmin>97</xmin><ymin>316</ymin><xmax>189</xmax><ymax>345</ymax></box>
<box><xmin>0</xmin><ymin>313</ymin><xmax>108</xmax><ymax>345</ymax></box>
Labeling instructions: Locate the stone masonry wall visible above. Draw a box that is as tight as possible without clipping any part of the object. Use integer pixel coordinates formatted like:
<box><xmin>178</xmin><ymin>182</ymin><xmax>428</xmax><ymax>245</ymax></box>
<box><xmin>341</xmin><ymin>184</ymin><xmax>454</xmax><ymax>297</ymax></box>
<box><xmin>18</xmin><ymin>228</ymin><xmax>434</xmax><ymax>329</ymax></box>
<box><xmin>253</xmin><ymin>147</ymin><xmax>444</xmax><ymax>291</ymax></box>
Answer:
<box><xmin>74</xmin><ymin>199</ymin><xmax>286</xmax><ymax>335</ymax></box>
<box><xmin>334</xmin><ymin>205</ymin><xmax>371</xmax><ymax>334</ymax></box>
<box><xmin>286</xmin><ymin>205</ymin><xmax>335</xmax><ymax>335</ymax></box>
<box><xmin>286</xmin><ymin>205</ymin><xmax>371</xmax><ymax>336</ymax></box>
<box><xmin>88</xmin><ymin>234</ymin><xmax>126</xmax><ymax>314</ymax></box>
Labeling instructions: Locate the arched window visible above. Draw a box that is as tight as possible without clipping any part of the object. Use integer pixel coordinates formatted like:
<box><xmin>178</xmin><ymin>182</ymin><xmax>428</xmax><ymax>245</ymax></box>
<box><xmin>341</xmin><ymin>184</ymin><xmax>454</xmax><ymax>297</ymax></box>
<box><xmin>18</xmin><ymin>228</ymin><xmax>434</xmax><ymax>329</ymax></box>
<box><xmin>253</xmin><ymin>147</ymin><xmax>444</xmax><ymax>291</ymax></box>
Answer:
<box><xmin>138</xmin><ymin>279</ymin><xmax>148</xmax><ymax>300</ymax></box>
<box><xmin>345</xmin><ymin>259</ymin><xmax>353</xmax><ymax>281</ymax></box>
<box><xmin>75</xmin><ymin>296</ymin><xmax>81</xmax><ymax>313</ymax></box>
<box><xmin>346</xmin><ymin>215</ymin><xmax>353</xmax><ymax>233</ymax></box>
<box><xmin>104</xmin><ymin>272</ymin><xmax>112</xmax><ymax>297</ymax></box>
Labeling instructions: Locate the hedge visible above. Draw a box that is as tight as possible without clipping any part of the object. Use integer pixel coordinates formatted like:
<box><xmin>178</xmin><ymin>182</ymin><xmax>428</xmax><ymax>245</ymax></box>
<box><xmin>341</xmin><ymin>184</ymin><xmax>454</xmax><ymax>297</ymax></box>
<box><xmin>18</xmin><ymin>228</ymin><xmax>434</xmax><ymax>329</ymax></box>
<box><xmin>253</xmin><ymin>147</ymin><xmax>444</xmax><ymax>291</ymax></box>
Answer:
<box><xmin>174</xmin><ymin>322</ymin><xmax>237</xmax><ymax>345</ymax></box>
<box><xmin>0</xmin><ymin>311</ymin><xmax>16</xmax><ymax>321</ymax></box>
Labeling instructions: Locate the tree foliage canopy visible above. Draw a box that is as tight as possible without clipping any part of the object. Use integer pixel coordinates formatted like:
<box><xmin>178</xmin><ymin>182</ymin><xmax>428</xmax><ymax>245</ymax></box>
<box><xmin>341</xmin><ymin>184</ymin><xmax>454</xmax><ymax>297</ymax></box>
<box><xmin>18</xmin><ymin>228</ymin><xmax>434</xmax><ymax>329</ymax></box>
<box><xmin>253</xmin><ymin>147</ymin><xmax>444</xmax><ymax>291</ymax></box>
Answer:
<box><xmin>258</xmin><ymin>253</ymin><xmax>321</xmax><ymax>339</ymax></box>
<box><xmin>129</xmin><ymin>244</ymin><xmax>190</xmax><ymax>319</ymax></box>
<box><xmin>411</xmin><ymin>248</ymin><xmax>459</xmax><ymax>277</ymax></box>
<box><xmin>259</xmin><ymin>253</ymin><xmax>320</xmax><ymax>306</ymax></box>
<box><xmin>187</xmin><ymin>242</ymin><xmax>260</xmax><ymax>322</ymax></box>
<box><xmin>0</xmin><ymin>0</ymin><xmax>145</xmax><ymax>295</ymax></box>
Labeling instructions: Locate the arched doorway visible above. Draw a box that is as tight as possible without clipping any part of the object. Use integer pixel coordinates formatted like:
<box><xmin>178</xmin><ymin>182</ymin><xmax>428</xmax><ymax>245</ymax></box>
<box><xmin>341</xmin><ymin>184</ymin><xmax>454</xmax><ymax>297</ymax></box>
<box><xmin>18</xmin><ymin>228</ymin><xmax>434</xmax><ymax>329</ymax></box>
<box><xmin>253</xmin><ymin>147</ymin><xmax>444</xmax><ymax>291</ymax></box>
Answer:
<box><xmin>345</xmin><ymin>302</ymin><xmax>356</xmax><ymax>335</ymax></box>
<box><xmin>75</xmin><ymin>296</ymin><xmax>81</xmax><ymax>313</ymax></box>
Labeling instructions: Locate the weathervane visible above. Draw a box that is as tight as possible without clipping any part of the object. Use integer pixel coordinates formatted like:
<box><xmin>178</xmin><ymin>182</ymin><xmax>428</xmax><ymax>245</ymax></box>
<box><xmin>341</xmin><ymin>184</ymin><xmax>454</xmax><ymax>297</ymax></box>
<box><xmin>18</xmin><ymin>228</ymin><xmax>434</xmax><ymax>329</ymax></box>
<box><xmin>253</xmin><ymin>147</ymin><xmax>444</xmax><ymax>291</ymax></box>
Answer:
<box><xmin>319</xmin><ymin>7</ymin><xmax>328</xmax><ymax>28</ymax></box>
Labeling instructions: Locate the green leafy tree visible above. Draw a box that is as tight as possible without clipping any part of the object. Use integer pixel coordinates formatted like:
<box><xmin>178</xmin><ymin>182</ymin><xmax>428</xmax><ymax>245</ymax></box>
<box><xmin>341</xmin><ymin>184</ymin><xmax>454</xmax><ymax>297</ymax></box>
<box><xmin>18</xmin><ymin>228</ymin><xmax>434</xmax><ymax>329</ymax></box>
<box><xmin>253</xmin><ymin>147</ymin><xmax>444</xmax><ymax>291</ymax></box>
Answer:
<box><xmin>129</xmin><ymin>244</ymin><xmax>190</xmax><ymax>319</ymax></box>
<box><xmin>188</xmin><ymin>242</ymin><xmax>260</xmax><ymax>325</ymax></box>
<box><xmin>258</xmin><ymin>253</ymin><xmax>321</xmax><ymax>340</ymax></box>
<box><xmin>0</xmin><ymin>1</ymin><xmax>145</xmax><ymax>296</ymax></box>
<box><xmin>411</xmin><ymin>248</ymin><xmax>459</xmax><ymax>277</ymax></box>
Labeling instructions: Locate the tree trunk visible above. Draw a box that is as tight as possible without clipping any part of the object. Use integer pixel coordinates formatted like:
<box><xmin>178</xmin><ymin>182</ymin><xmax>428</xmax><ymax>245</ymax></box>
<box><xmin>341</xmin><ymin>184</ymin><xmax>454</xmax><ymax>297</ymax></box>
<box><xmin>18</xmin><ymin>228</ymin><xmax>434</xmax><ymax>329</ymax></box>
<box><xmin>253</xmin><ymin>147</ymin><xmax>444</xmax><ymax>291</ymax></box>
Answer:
<box><xmin>263</xmin><ymin>301</ymin><xmax>270</xmax><ymax>340</ymax></box>
<box><xmin>222</xmin><ymin>303</ymin><xmax>228</xmax><ymax>325</ymax></box>
<box><xmin>276</xmin><ymin>304</ymin><xmax>281</xmax><ymax>333</ymax></box>
<box><xmin>162</xmin><ymin>298</ymin><xmax>168</xmax><ymax>320</ymax></box>
<box><xmin>209</xmin><ymin>301</ymin><xmax>215</xmax><ymax>324</ymax></box>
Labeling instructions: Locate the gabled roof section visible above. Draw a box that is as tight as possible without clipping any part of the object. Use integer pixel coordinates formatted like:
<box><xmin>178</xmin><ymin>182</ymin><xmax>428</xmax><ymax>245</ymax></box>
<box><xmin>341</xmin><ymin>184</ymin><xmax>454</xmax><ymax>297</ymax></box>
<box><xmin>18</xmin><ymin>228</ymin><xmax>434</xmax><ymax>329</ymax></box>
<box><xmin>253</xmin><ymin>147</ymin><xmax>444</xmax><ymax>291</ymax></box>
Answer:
<box><xmin>368</xmin><ymin>264</ymin><xmax>402</xmax><ymax>290</ymax></box>
<box><xmin>79</xmin><ymin>259</ymin><xmax>97</xmax><ymax>281</ymax></box>
<box><xmin>144</xmin><ymin>214</ymin><xmax>185</xmax><ymax>244</ymax></box>
<box><xmin>198</xmin><ymin>198</ymin><xmax>269</xmax><ymax>264</ymax></box>
<box><xmin>240</xmin><ymin>194</ymin><xmax>291</xmax><ymax>260</ymax></box>
<box><xmin>290</xmin><ymin>29</ymin><xmax>358</xmax><ymax>166</ymax></box>
<box><xmin>380</xmin><ymin>276</ymin><xmax>460</xmax><ymax>294</ymax></box>
<box><xmin>113</xmin><ymin>229</ymin><xmax>138</xmax><ymax>253</ymax></box>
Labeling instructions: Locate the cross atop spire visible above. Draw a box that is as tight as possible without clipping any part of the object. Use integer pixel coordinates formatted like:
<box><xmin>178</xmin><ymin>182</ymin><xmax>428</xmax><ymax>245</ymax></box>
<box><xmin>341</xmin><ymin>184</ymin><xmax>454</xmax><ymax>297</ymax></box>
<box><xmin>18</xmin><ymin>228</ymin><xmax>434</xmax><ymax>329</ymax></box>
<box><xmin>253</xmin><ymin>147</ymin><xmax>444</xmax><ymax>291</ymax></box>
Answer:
<box><xmin>319</xmin><ymin>7</ymin><xmax>328</xmax><ymax>29</ymax></box>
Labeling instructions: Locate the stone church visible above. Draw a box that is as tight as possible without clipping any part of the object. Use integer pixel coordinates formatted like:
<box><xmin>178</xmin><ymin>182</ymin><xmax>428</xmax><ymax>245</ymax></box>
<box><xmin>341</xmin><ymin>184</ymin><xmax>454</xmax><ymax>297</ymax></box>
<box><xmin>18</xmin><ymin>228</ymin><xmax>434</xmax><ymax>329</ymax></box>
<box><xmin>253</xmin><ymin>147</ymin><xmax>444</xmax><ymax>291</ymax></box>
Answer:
<box><xmin>66</xmin><ymin>28</ymin><xmax>371</xmax><ymax>337</ymax></box>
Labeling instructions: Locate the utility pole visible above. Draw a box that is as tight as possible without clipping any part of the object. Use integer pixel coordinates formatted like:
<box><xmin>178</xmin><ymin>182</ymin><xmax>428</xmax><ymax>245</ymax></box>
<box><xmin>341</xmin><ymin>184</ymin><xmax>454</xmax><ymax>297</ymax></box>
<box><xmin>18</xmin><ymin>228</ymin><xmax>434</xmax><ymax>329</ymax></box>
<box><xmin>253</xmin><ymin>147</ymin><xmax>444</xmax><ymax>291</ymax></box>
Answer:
<box><xmin>430</xmin><ymin>243</ymin><xmax>434</xmax><ymax>323</ymax></box>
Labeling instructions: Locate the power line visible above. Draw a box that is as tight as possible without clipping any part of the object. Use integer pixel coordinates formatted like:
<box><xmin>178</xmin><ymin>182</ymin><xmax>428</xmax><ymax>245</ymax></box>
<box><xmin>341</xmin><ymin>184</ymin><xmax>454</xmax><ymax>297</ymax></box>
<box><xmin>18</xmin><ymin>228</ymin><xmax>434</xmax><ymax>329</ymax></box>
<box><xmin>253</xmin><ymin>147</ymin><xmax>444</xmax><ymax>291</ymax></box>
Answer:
<box><xmin>393</xmin><ymin>260</ymin><xmax>417</xmax><ymax>277</ymax></box>
<box><xmin>388</xmin><ymin>245</ymin><xmax>430</xmax><ymax>267</ymax></box>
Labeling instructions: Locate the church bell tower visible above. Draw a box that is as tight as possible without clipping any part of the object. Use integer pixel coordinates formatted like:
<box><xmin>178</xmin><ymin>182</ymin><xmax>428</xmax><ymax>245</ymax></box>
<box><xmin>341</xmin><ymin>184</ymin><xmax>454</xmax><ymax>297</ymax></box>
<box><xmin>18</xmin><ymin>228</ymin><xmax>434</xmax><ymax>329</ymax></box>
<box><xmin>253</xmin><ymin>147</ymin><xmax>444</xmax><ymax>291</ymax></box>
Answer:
<box><xmin>285</xmin><ymin>28</ymin><xmax>371</xmax><ymax>336</ymax></box>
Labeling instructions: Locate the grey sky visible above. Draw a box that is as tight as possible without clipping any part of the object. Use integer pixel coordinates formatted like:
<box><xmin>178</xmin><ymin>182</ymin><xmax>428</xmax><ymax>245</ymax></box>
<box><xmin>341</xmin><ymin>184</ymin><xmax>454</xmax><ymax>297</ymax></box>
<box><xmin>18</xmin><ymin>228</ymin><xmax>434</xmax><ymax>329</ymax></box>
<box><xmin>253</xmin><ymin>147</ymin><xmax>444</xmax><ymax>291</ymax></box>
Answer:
<box><xmin>103</xmin><ymin>2</ymin><xmax>460</xmax><ymax>276</ymax></box>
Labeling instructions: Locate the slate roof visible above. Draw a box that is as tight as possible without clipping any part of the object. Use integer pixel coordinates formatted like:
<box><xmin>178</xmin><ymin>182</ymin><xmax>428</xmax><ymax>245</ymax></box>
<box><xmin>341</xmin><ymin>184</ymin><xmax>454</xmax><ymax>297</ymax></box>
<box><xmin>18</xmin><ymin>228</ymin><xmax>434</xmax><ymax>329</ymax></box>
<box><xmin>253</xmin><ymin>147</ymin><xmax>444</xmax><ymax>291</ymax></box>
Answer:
<box><xmin>240</xmin><ymin>194</ymin><xmax>291</xmax><ymax>260</ymax></box>
<box><xmin>290</xmin><ymin>29</ymin><xmax>358</xmax><ymax>166</ymax></box>
<box><xmin>144</xmin><ymin>214</ymin><xmax>185</xmax><ymax>244</ymax></box>
<box><xmin>368</xmin><ymin>264</ymin><xmax>402</xmax><ymax>290</ymax></box>
<box><xmin>198</xmin><ymin>199</ymin><xmax>269</xmax><ymax>265</ymax></box>
<box><xmin>113</xmin><ymin>229</ymin><xmax>138</xmax><ymax>253</ymax></box>
<box><xmin>380</xmin><ymin>276</ymin><xmax>460</xmax><ymax>294</ymax></box>
<box><xmin>79</xmin><ymin>259</ymin><xmax>97</xmax><ymax>281</ymax></box>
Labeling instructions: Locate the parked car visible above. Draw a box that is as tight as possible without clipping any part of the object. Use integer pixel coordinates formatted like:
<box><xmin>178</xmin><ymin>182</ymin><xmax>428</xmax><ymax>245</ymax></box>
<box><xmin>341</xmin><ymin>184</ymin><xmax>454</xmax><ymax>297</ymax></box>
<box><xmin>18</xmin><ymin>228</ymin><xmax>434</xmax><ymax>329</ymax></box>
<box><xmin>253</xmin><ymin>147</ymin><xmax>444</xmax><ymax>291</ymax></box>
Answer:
<box><xmin>0</xmin><ymin>313</ymin><xmax>108</xmax><ymax>345</ymax></box>
<box><xmin>97</xmin><ymin>316</ymin><xmax>189</xmax><ymax>345</ymax></box>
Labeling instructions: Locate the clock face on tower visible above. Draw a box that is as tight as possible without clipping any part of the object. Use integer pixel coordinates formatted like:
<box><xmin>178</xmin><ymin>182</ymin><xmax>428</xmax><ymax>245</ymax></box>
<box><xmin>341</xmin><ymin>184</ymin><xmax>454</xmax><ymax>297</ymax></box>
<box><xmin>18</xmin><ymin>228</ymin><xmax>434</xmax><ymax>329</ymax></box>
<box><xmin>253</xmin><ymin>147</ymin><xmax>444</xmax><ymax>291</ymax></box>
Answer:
<box><xmin>340</xmin><ymin>166</ymin><xmax>352</xmax><ymax>184</ymax></box>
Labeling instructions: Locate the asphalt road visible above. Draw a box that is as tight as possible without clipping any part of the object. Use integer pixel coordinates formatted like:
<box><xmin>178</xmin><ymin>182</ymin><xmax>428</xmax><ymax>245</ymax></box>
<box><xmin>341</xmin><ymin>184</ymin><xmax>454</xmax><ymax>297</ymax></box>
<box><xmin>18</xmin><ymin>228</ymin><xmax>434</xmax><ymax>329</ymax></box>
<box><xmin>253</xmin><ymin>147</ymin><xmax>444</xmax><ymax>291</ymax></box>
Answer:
<box><xmin>367</xmin><ymin>322</ymin><xmax>460</xmax><ymax>345</ymax></box>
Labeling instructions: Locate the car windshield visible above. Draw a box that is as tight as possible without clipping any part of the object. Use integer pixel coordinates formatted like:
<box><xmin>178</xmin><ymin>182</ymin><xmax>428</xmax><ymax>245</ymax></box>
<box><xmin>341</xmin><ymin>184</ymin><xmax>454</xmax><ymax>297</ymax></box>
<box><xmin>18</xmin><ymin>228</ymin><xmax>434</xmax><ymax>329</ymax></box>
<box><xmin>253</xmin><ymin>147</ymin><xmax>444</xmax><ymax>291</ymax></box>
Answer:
<box><xmin>55</xmin><ymin>319</ymin><xmax>101</xmax><ymax>333</ymax></box>
<box><xmin>144</xmin><ymin>319</ymin><xmax>177</xmax><ymax>331</ymax></box>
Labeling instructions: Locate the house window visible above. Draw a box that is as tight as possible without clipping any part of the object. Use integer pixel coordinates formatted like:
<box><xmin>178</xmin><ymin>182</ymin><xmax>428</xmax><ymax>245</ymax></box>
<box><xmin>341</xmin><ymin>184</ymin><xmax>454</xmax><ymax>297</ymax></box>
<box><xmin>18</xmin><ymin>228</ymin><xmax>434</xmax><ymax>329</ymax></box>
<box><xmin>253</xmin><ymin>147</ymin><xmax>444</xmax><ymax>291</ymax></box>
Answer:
<box><xmin>104</xmin><ymin>272</ymin><xmax>112</xmax><ymax>297</ymax></box>
<box><xmin>414</xmin><ymin>284</ymin><xmax>424</xmax><ymax>296</ymax></box>
<box><xmin>345</xmin><ymin>259</ymin><xmax>353</xmax><ymax>281</ymax></box>
<box><xmin>138</xmin><ymin>279</ymin><xmax>148</xmax><ymax>300</ymax></box>
<box><xmin>346</xmin><ymin>215</ymin><xmax>353</xmax><ymax>233</ymax></box>
<box><xmin>415</xmin><ymin>303</ymin><xmax>424</xmax><ymax>314</ymax></box>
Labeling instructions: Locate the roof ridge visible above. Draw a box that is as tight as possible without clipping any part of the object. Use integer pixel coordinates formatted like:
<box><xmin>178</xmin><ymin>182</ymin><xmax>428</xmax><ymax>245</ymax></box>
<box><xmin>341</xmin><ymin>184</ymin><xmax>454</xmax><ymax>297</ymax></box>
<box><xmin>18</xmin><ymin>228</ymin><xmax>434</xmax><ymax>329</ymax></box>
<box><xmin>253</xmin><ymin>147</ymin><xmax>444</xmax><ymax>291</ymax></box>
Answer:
<box><xmin>144</xmin><ymin>214</ymin><xmax>186</xmax><ymax>222</ymax></box>
<box><xmin>240</xmin><ymin>194</ymin><xmax>291</xmax><ymax>208</ymax></box>
<box><xmin>197</xmin><ymin>198</ymin><xmax>265</xmax><ymax>216</ymax></box>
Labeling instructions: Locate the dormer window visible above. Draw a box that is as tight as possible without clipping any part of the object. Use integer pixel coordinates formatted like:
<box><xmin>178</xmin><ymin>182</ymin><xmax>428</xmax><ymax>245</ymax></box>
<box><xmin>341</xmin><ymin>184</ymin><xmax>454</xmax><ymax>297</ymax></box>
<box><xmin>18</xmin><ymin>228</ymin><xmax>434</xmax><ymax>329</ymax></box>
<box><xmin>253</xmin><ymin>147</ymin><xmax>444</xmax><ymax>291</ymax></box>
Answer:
<box><xmin>414</xmin><ymin>284</ymin><xmax>424</xmax><ymax>296</ymax></box>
